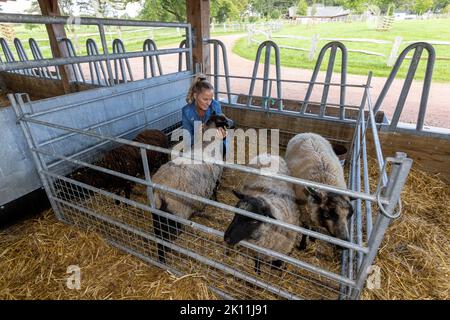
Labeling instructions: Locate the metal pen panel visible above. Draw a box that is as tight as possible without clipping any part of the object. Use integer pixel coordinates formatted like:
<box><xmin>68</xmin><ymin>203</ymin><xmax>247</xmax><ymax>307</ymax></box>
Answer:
<box><xmin>60</xmin><ymin>38</ymin><xmax>85</xmax><ymax>83</ymax></box>
<box><xmin>112</xmin><ymin>38</ymin><xmax>134</xmax><ymax>84</ymax></box>
<box><xmin>13</xmin><ymin>38</ymin><xmax>35</xmax><ymax>76</ymax></box>
<box><xmin>206</xmin><ymin>39</ymin><xmax>231</xmax><ymax>103</ymax></box>
<box><xmin>29</xmin><ymin>38</ymin><xmax>54</xmax><ymax>79</ymax></box>
<box><xmin>0</xmin><ymin>13</ymin><xmax>190</xmax><ymax>28</ymax></box>
<box><xmin>86</xmin><ymin>38</ymin><xmax>109</xmax><ymax>86</ymax></box>
<box><xmin>301</xmin><ymin>41</ymin><xmax>347</xmax><ymax>119</ymax></box>
<box><xmin>143</xmin><ymin>39</ymin><xmax>163</xmax><ymax>78</ymax></box>
<box><xmin>178</xmin><ymin>39</ymin><xmax>188</xmax><ymax>72</ymax></box>
<box><xmin>247</xmin><ymin>40</ymin><xmax>282</xmax><ymax>109</ymax></box>
<box><xmin>0</xmin><ymin>37</ymin><xmax>18</xmax><ymax>74</ymax></box>
<box><xmin>372</xmin><ymin>42</ymin><xmax>435</xmax><ymax>132</ymax></box>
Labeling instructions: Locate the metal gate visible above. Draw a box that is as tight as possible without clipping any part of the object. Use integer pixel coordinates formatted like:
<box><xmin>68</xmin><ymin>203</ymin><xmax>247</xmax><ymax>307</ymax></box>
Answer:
<box><xmin>2</xmin><ymin>14</ymin><xmax>416</xmax><ymax>299</ymax></box>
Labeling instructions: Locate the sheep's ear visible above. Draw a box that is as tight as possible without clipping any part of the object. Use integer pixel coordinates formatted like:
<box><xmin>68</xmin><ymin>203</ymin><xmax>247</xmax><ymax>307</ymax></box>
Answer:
<box><xmin>305</xmin><ymin>186</ymin><xmax>322</xmax><ymax>203</ymax></box>
<box><xmin>232</xmin><ymin>190</ymin><xmax>246</xmax><ymax>200</ymax></box>
<box><xmin>265</xmin><ymin>207</ymin><xmax>276</xmax><ymax>220</ymax></box>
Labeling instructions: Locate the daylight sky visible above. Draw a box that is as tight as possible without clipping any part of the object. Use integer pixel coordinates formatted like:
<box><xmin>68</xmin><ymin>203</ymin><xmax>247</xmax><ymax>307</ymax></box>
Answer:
<box><xmin>0</xmin><ymin>0</ymin><xmax>143</xmax><ymax>17</ymax></box>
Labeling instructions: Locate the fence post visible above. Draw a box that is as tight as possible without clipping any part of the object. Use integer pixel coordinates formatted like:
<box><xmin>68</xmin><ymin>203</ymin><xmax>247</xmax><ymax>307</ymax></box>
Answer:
<box><xmin>223</xmin><ymin>23</ymin><xmax>227</xmax><ymax>32</ymax></box>
<box><xmin>247</xmin><ymin>28</ymin><xmax>252</xmax><ymax>47</ymax></box>
<box><xmin>309</xmin><ymin>34</ymin><xmax>319</xmax><ymax>61</ymax></box>
<box><xmin>387</xmin><ymin>36</ymin><xmax>402</xmax><ymax>67</ymax></box>
<box><xmin>211</xmin><ymin>22</ymin><xmax>215</xmax><ymax>33</ymax></box>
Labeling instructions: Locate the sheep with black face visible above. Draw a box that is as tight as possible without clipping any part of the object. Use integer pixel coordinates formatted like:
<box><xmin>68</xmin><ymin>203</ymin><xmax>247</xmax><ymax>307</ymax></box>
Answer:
<box><xmin>224</xmin><ymin>154</ymin><xmax>300</xmax><ymax>274</ymax></box>
<box><xmin>151</xmin><ymin>114</ymin><xmax>235</xmax><ymax>264</ymax></box>
<box><xmin>285</xmin><ymin>132</ymin><xmax>354</xmax><ymax>249</ymax></box>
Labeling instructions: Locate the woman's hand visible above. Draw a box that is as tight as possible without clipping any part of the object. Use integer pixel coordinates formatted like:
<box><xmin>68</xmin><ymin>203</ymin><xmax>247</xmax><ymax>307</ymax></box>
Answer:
<box><xmin>216</xmin><ymin>127</ymin><xmax>227</xmax><ymax>139</ymax></box>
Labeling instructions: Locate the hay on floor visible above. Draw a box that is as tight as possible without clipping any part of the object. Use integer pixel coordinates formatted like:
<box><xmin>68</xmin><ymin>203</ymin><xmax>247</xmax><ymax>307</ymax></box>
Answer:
<box><xmin>0</xmin><ymin>156</ymin><xmax>449</xmax><ymax>300</ymax></box>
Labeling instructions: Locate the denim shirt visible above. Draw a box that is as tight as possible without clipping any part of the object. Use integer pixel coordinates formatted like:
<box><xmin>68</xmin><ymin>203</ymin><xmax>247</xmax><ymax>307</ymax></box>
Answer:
<box><xmin>182</xmin><ymin>100</ymin><xmax>224</xmax><ymax>147</ymax></box>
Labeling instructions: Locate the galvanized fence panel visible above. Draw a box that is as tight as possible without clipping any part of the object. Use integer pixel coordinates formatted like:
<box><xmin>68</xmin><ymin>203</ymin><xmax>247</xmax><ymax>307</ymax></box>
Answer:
<box><xmin>11</xmin><ymin>65</ymin><xmax>413</xmax><ymax>299</ymax></box>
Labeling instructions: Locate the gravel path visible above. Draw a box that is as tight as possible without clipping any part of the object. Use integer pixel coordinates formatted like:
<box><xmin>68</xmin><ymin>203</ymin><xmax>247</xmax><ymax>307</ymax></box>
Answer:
<box><xmin>214</xmin><ymin>34</ymin><xmax>450</xmax><ymax>129</ymax></box>
<box><xmin>81</xmin><ymin>33</ymin><xmax>449</xmax><ymax>129</ymax></box>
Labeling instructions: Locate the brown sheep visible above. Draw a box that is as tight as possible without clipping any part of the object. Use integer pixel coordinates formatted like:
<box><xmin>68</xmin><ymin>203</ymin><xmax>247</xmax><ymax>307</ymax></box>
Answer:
<box><xmin>67</xmin><ymin>129</ymin><xmax>169</xmax><ymax>204</ymax></box>
<box><xmin>133</xmin><ymin>129</ymin><xmax>169</xmax><ymax>175</ymax></box>
<box><xmin>69</xmin><ymin>144</ymin><xmax>141</xmax><ymax>202</ymax></box>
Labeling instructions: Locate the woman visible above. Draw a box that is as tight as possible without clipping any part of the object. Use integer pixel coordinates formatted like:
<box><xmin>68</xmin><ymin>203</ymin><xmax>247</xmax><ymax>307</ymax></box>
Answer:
<box><xmin>182</xmin><ymin>74</ymin><xmax>230</xmax><ymax>154</ymax></box>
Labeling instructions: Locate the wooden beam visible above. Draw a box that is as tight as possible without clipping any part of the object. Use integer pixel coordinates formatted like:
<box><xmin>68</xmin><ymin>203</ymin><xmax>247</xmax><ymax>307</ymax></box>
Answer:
<box><xmin>37</xmin><ymin>0</ymin><xmax>74</xmax><ymax>93</ymax></box>
<box><xmin>186</xmin><ymin>0</ymin><xmax>210</xmax><ymax>74</ymax></box>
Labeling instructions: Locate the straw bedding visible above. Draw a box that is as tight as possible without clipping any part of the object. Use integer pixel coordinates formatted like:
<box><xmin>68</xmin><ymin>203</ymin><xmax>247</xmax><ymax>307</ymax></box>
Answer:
<box><xmin>0</xmin><ymin>155</ymin><xmax>448</xmax><ymax>300</ymax></box>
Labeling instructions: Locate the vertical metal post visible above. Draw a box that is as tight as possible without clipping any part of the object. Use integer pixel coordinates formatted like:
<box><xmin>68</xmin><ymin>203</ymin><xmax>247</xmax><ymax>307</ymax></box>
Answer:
<box><xmin>98</xmin><ymin>23</ymin><xmax>114</xmax><ymax>86</ymax></box>
<box><xmin>388</xmin><ymin>47</ymin><xmax>423</xmax><ymax>130</ymax></box>
<box><xmin>320</xmin><ymin>45</ymin><xmax>336</xmax><ymax>117</ymax></box>
<box><xmin>187</xmin><ymin>25</ymin><xmax>193</xmax><ymax>72</ymax></box>
<box><xmin>213</xmin><ymin>42</ymin><xmax>219</xmax><ymax>100</ymax></box>
<box><xmin>262</xmin><ymin>42</ymin><xmax>271</xmax><ymax>102</ymax></box>
<box><xmin>301</xmin><ymin>42</ymin><xmax>346</xmax><ymax>117</ymax></box>
<box><xmin>416</xmin><ymin>49</ymin><xmax>435</xmax><ymax>131</ymax></box>
<box><xmin>9</xmin><ymin>93</ymin><xmax>64</xmax><ymax>222</ymax></box>
<box><xmin>346</xmin><ymin>73</ymin><xmax>371</xmax><ymax>167</ymax></box>
<box><xmin>140</xmin><ymin>148</ymin><xmax>156</xmax><ymax>208</ymax></box>
<box><xmin>361</xmin><ymin>106</ymin><xmax>373</xmax><ymax>238</ymax></box>
<box><xmin>350</xmin><ymin>152</ymin><xmax>412</xmax><ymax>299</ymax></box>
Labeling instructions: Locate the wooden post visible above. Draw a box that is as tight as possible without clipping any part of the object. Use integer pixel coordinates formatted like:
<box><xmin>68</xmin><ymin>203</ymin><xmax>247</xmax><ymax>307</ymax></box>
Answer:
<box><xmin>37</xmin><ymin>0</ymin><xmax>74</xmax><ymax>93</ymax></box>
<box><xmin>186</xmin><ymin>0</ymin><xmax>211</xmax><ymax>74</ymax></box>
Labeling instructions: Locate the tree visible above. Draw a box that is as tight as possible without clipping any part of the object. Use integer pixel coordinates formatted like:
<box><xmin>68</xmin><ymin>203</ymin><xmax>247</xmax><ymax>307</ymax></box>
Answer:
<box><xmin>211</xmin><ymin>0</ymin><xmax>248</xmax><ymax>23</ymax></box>
<box><xmin>270</xmin><ymin>8</ymin><xmax>281</xmax><ymax>18</ymax></box>
<box><xmin>434</xmin><ymin>0</ymin><xmax>450</xmax><ymax>11</ymax></box>
<box><xmin>139</xmin><ymin>0</ymin><xmax>175</xmax><ymax>21</ymax></box>
<box><xmin>336</xmin><ymin>0</ymin><xmax>367</xmax><ymax>13</ymax></box>
<box><xmin>311</xmin><ymin>0</ymin><xmax>317</xmax><ymax>16</ymax></box>
<box><xmin>444</xmin><ymin>3</ymin><xmax>450</xmax><ymax>12</ymax></box>
<box><xmin>414</xmin><ymin>0</ymin><xmax>434</xmax><ymax>13</ymax></box>
<box><xmin>297</xmin><ymin>0</ymin><xmax>308</xmax><ymax>15</ymax></box>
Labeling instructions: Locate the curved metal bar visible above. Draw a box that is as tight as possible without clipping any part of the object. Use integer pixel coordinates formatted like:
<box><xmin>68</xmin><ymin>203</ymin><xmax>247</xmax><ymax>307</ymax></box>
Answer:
<box><xmin>248</xmin><ymin>40</ymin><xmax>282</xmax><ymax>109</ymax></box>
<box><xmin>0</xmin><ymin>13</ymin><xmax>190</xmax><ymax>28</ymax></box>
<box><xmin>13</xmin><ymin>38</ymin><xmax>35</xmax><ymax>76</ymax></box>
<box><xmin>0</xmin><ymin>38</ymin><xmax>19</xmax><ymax>74</ymax></box>
<box><xmin>60</xmin><ymin>38</ymin><xmax>85</xmax><ymax>83</ymax></box>
<box><xmin>143</xmin><ymin>39</ymin><xmax>163</xmax><ymax>78</ymax></box>
<box><xmin>29</xmin><ymin>38</ymin><xmax>54</xmax><ymax>79</ymax></box>
<box><xmin>372</xmin><ymin>42</ymin><xmax>435</xmax><ymax>131</ymax></box>
<box><xmin>178</xmin><ymin>39</ymin><xmax>187</xmax><ymax>72</ymax></box>
<box><xmin>205</xmin><ymin>39</ymin><xmax>231</xmax><ymax>103</ymax></box>
<box><xmin>86</xmin><ymin>38</ymin><xmax>109</xmax><ymax>86</ymax></box>
<box><xmin>112</xmin><ymin>38</ymin><xmax>134</xmax><ymax>84</ymax></box>
<box><xmin>301</xmin><ymin>41</ymin><xmax>347</xmax><ymax>119</ymax></box>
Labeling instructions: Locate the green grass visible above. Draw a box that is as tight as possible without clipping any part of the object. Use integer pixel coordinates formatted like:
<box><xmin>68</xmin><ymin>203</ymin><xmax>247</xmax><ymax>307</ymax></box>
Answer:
<box><xmin>233</xmin><ymin>19</ymin><xmax>450</xmax><ymax>82</ymax></box>
<box><xmin>6</xmin><ymin>24</ymin><xmax>245</xmax><ymax>60</ymax></box>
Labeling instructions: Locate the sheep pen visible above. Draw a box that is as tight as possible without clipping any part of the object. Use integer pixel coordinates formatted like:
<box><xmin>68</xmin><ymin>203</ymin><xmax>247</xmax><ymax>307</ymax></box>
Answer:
<box><xmin>0</xmin><ymin>149</ymin><xmax>448</xmax><ymax>300</ymax></box>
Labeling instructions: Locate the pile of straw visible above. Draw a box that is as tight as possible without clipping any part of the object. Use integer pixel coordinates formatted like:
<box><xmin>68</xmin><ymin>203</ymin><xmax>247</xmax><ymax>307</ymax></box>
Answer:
<box><xmin>0</xmin><ymin>210</ymin><xmax>215</xmax><ymax>300</ymax></box>
<box><xmin>0</xmin><ymin>158</ymin><xmax>448</xmax><ymax>300</ymax></box>
<box><xmin>361</xmin><ymin>162</ymin><xmax>450</xmax><ymax>299</ymax></box>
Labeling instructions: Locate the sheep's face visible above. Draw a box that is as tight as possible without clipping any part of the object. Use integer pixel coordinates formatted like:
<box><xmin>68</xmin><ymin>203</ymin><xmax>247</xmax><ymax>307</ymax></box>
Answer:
<box><xmin>224</xmin><ymin>190</ymin><xmax>275</xmax><ymax>246</ymax></box>
<box><xmin>205</xmin><ymin>114</ymin><xmax>235</xmax><ymax>131</ymax></box>
<box><xmin>305</xmin><ymin>187</ymin><xmax>353</xmax><ymax>242</ymax></box>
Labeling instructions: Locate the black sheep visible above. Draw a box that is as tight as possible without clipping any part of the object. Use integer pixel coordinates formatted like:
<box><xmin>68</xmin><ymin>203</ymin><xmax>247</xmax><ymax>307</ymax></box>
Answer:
<box><xmin>69</xmin><ymin>144</ymin><xmax>142</xmax><ymax>203</ymax></box>
<box><xmin>132</xmin><ymin>129</ymin><xmax>169</xmax><ymax>175</ymax></box>
<box><xmin>65</xmin><ymin>129</ymin><xmax>169</xmax><ymax>204</ymax></box>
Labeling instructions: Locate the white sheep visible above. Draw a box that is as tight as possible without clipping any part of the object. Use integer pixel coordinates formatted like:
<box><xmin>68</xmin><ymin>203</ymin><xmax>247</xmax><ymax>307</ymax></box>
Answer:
<box><xmin>285</xmin><ymin>132</ymin><xmax>353</xmax><ymax>248</ymax></box>
<box><xmin>151</xmin><ymin>114</ymin><xmax>234</xmax><ymax>263</ymax></box>
<box><xmin>224</xmin><ymin>154</ymin><xmax>300</xmax><ymax>274</ymax></box>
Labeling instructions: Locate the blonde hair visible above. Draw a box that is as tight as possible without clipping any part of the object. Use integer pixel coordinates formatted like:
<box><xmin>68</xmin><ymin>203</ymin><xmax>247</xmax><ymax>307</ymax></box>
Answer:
<box><xmin>186</xmin><ymin>74</ymin><xmax>214</xmax><ymax>104</ymax></box>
